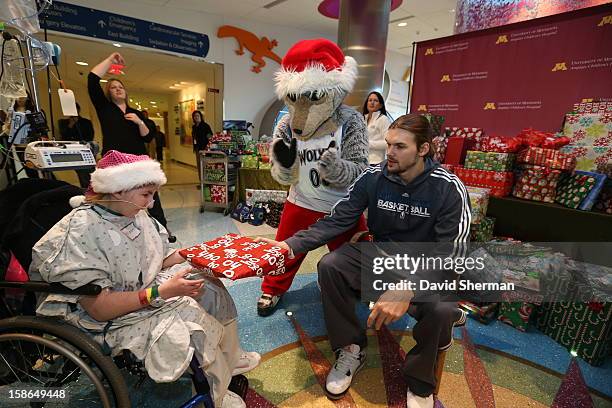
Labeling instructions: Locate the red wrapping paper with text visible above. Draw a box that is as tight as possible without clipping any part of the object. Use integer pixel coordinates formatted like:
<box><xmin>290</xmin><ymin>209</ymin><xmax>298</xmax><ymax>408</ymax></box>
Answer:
<box><xmin>179</xmin><ymin>234</ymin><xmax>288</xmax><ymax>280</ymax></box>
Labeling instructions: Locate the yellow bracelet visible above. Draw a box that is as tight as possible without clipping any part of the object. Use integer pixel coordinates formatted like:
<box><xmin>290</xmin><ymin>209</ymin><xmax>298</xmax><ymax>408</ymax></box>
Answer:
<box><xmin>146</xmin><ymin>287</ymin><xmax>153</xmax><ymax>303</ymax></box>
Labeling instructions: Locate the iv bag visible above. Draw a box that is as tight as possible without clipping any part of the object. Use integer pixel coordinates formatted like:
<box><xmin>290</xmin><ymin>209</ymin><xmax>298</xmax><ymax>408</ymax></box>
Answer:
<box><xmin>0</xmin><ymin>39</ymin><xmax>28</xmax><ymax>100</ymax></box>
<box><xmin>0</xmin><ymin>0</ymin><xmax>42</xmax><ymax>34</ymax></box>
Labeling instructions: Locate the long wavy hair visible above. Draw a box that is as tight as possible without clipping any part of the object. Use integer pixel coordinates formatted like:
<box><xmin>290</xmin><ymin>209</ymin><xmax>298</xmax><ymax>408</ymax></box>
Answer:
<box><xmin>362</xmin><ymin>91</ymin><xmax>389</xmax><ymax>117</ymax></box>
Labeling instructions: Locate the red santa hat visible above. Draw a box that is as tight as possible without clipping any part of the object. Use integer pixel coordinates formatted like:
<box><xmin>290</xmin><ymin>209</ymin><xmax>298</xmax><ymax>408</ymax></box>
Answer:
<box><xmin>70</xmin><ymin>150</ymin><xmax>166</xmax><ymax>208</ymax></box>
<box><xmin>274</xmin><ymin>38</ymin><xmax>357</xmax><ymax>99</ymax></box>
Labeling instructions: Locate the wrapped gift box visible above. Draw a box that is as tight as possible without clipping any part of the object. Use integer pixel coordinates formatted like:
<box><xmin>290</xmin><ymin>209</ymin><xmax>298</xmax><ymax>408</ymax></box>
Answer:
<box><xmin>481</xmin><ymin>135</ymin><xmax>523</xmax><ymax>153</ymax></box>
<box><xmin>560</xmin><ymin>144</ymin><xmax>611</xmax><ymax>172</ymax></box>
<box><xmin>240</xmin><ymin>155</ymin><xmax>259</xmax><ymax>169</ymax></box>
<box><xmin>454</xmin><ymin>167</ymin><xmax>514</xmax><ymax>197</ymax></box>
<box><xmin>512</xmin><ymin>165</ymin><xmax>561</xmax><ymax>203</ymax></box>
<box><xmin>596</xmin><ymin>162</ymin><xmax>612</xmax><ymax>178</ymax></box>
<box><xmin>556</xmin><ymin>171</ymin><xmax>607</xmax><ymax>211</ymax></box>
<box><xmin>458</xmin><ymin>301</ymin><xmax>499</xmax><ymax>324</ymax></box>
<box><xmin>498</xmin><ymin>302</ymin><xmax>535</xmax><ymax>332</ymax></box>
<box><xmin>210</xmin><ymin>132</ymin><xmax>232</xmax><ymax>143</ymax></box>
<box><xmin>470</xmin><ymin>217</ymin><xmax>495</xmax><ymax>242</ymax></box>
<box><xmin>246</xmin><ymin>189</ymin><xmax>287</xmax><ymax>205</ymax></box>
<box><xmin>535</xmin><ymin>302</ymin><xmax>612</xmax><ymax>366</ymax></box>
<box><xmin>210</xmin><ymin>185</ymin><xmax>227</xmax><ymax>203</ymax></box>
<box><xmin>533</xmin><ymin>257</ymin><xmax>612</xmax><ymax>366</ymax></box>
<box><xmin>593</xmin><ymin>178</ymin><xmax>612</xmax><ymax>214</ymax></box>
<box><xmin>516</xmin><ymin>129</ymin><xmax>570</xmax><ymax>150</ymax></box>
<box><xmin>466</xmin><ymin>186</ymin><xmax>490</xmax><ymax>224</ymax></box>
<box><xmin>443</xmin><ymin>136</ymin><xmax>468</xmax><ymax>165</ymax></box>
<box><xmin>554</xmin><ymin>172</ymin><xmax>597</xmax><ymax>209</ymax></box>
<box><xmin>445</xmin><ymin>127</ymin><xmax>486</xmax><ymax>151</ymax></box>
<box><xmin>516</xmin><ymin>146</ymin><xmax>576</xmax><ymax>171</ymax></box>
<box><xmin>179</xmin><ymin>233</ymin><xmax>288</xmax><ymax>280</ymax></box>
<box><xmin>572</xmin><ymin>101</ymin><xmax>612</xmax><ymax>114</ymax></box>
<box><xmin>432</xmin><ymin>135</ymin><xmax>448</xmax><ymax>163</ymax></box>
<box><xmin>465</xmin><ymin>150</ymin><xmax>515</xmax><ymax>172</ymax></box>
<box><xmin>562</xmin><ymin>113</ymin><xmax>612</xmax><ymax>147</ymax></box>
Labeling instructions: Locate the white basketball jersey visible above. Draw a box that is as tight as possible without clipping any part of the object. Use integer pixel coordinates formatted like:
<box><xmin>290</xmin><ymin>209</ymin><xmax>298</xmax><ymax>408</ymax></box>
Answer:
<box><xmin>287</xmin><ymin>125</ymin><xmax>346</xmax><ymax>213</ymax></box>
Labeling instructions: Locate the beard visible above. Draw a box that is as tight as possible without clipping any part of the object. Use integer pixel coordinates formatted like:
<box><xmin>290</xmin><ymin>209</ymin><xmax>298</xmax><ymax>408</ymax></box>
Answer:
<box><xmin>387</xmin><ymin>152</ymin><xmax>420</xmax><ymax>174</ymax></box>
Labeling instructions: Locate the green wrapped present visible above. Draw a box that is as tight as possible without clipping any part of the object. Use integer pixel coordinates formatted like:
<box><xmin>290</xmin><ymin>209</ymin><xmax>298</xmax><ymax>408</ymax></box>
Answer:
<box><xmin>555</xmin><ymin>172</ymin><xmax>597</xmax><ymax>209</ymax></box>
<box><xmin>498</xmin><ymin>302</ymin><xmax>535</xmax><ymax>332</ymax></box>
<box><xmin>470</xmin><ymin>217</ymin><xmax>495</xmax><ymax>242</ymax></box>
<box><xmin>465</xmin><ymin>150</ymin><xmax>515</xmax><ymax>172</ymax></box>
<box><xmin>535</xmin><ymin>302</ymin><xmax>612</xmax><ymax>366</ymax></box>
<box><xmin>203</xmin><ymin>186</ymin><xmax>211</xmax><ymax>202</ymax></box>
<box><xmin>240</xmin><ymin>155</ymin><xmax>259</xmax><ymax>169</ymax></box>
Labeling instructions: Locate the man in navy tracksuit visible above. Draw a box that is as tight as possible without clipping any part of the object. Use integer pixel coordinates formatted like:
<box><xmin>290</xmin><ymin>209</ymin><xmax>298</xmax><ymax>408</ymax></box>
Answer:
<box><xmin>261</xmin><ymin>114</ymin><xmax>470</xmax><ymax>408</ymax></box>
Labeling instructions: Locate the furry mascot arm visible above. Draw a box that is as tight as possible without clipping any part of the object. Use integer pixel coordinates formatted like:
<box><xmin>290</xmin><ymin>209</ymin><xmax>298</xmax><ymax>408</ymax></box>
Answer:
<box><xmin>270</xmin><ymin>114</ymin><xmax>300</xmax><ymax>185</ymax></box>
<box><xmin>318</xmin><ymin>106</ymin><xmax>369</xmax><ymax>188</ymax></box>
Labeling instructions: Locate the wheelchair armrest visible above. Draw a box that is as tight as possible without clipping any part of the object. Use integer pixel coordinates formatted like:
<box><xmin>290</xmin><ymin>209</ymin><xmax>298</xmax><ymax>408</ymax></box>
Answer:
<box><xmin>0</xmin><ymin>281</ymin><xmax>102</xmax><ymax>296</ymax></box>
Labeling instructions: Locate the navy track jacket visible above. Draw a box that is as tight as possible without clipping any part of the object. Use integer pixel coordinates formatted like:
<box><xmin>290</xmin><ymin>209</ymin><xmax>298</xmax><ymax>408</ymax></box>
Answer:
<box><xmin>285</xmin><ymin>158</ymin><xmax>472</xmax><ymax>257</ymax></box>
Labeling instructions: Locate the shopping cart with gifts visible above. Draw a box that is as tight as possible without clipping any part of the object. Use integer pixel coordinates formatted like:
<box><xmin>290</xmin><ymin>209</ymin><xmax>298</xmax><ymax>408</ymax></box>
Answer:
<box><xmin>199</xmin><ymin>150</ymin><xmax>239</xmax><ymax>215</ymax></box>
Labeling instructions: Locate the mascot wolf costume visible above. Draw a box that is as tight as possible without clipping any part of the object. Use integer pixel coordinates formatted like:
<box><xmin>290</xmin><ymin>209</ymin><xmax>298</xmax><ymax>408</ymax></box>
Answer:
<box><xmin>258</xmin><ymin>38</ymin><xmax>369</xmax><ymax>316</ymax></box>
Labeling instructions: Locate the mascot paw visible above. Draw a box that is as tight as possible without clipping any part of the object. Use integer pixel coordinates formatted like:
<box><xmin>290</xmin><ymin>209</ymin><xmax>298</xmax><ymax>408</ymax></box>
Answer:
<box><xmin>318</xmin><ymin>140</ymin><xmax>340</xmax><ymax>182</ymax></box>
<box><xmin>272</xmin><ymin>138</ymin><xmax>297</xmax><ymax>168</ymax></box>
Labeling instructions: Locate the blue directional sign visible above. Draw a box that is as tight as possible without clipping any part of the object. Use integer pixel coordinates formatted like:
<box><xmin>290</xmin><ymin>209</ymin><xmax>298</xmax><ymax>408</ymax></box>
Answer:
<box><xmin>41</xmin><ymin>1</ymin><xmax>209</xmax><ymax>58</ymax></box>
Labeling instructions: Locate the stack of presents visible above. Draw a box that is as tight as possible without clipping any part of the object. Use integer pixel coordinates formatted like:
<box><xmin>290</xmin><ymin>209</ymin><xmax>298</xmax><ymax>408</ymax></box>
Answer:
<box><xmin>427</xmin><ymin>100</ymin><xmax>612</xmax><ymax>367</ymax></box>
<box><xmin>431</xmin><ymin>100</ymin><xmax>612</xmax><ymax>244</ymax></box>
<box><xmin>237</xmin><ymin>141</ymin><xmax>272</xmax><ymax>170</ymax></box>
<box><xmin>230</xmin><ymin>189</ymin><xmax>287</xmax><ymax>228</ymax></box>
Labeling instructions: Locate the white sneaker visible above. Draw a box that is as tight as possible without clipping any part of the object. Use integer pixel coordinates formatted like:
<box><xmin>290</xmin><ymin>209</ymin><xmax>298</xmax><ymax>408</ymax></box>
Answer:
<box><xmin>221</xmin><ymin>390</ymin><xmax>246</xmax><ymax>408</ymax></box>
<box><xmin>232</xmin><ymin>351</ymin><xmax>261</xmax><ymax>375</ymax></box>
<box><xmin>406</xmin><ymin>389</ymin><xmax>434</xmax><ymax>408</ymax></box>
<box><xmin>325</xmin><ymin>344</ymin><xmax>366</xmax><ymax>399</ymax></box>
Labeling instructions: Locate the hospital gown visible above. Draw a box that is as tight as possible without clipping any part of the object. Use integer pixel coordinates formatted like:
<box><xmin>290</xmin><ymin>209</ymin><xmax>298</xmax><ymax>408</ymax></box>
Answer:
<box><xmin>30</xmin><ymin>204</ymin><xmax>239</xmax><ymax>405</ymax></box>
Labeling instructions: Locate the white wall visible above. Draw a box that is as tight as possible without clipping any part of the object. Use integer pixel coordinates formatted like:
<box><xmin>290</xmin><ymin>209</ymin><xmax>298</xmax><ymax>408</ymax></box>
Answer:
<box><xmin>60</xmin><ymin>1</ymin><xmax>332</xmax><ymax>137</ymax></box>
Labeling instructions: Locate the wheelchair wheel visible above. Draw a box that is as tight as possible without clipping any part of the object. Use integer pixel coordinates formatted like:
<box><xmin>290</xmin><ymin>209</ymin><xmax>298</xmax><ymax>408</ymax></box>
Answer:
<box><xmin>0</xmin><ymin>316</ymin><xmax>130</xmax><ymax>407</ymax></box>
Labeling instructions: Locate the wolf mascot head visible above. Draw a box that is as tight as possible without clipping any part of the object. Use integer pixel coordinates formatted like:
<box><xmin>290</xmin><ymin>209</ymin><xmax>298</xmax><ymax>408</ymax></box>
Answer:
<box><xmin>270</xmin><ymin>39</ymin><xmax>367</xmax><ymax>188</ymax></box>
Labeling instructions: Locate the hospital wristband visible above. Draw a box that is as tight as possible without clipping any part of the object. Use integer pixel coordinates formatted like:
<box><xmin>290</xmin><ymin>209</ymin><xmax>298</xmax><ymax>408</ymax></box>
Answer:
<box><xmin>138</xmin><ymin>289</ymin><xmax>149</xmax><ymax>306</ymax></box>
<box><xmin>145</xmin><ymin>287</ymin><xmax>153</xmax><ymax>303</ymax></box>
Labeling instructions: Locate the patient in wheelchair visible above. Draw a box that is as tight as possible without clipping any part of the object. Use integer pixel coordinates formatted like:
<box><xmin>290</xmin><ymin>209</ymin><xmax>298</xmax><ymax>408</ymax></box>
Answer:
<box><xmin>29</xmin><ymin>150</ymin><xmax>256</xmax><ymax>408</ymax></box>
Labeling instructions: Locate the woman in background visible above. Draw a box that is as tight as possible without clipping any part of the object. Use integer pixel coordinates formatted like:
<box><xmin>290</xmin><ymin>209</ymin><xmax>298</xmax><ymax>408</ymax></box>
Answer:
<box><xmin>192</xmin><ymin>110</ymin><xmax>213</xmax><ymax>186</ymax></box>
<box><xmin>362</xmin><ymin>91</ymin><xmax>392</xmax><ymax>164</ymax></box>
<box><xmin>88</xmin><ymin>52</ymin><xmax>174</xmax><ymax>241</ymax></box>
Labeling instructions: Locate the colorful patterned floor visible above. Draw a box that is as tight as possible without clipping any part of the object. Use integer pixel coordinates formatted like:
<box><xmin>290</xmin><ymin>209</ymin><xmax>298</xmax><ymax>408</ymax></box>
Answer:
<box><xmin>144</xmin><ymin>188</ymin><xmax>612</xmax><ymax>408</ymax></box>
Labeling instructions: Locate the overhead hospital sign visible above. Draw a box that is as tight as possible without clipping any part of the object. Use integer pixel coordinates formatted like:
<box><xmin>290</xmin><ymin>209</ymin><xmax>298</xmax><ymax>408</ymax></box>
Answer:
<box><xmin>41</xmin><ymin>1</ymin><xmax>209</xmax><ymax>58</ymax></box>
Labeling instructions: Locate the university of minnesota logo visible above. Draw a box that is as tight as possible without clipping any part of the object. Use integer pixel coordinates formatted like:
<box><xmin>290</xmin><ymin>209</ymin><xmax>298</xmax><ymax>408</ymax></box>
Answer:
<box><xmin>425</xmin><ymin>48</ymin><xmax>434</xmax><ymax>56</ymax></box>
<box><xmin>483</xmin><ymin>102</ymin><xmax>496</xmax><ymax>110</ymax></box>
<box><xmin>417</xmin><ymin>104</ymin><xmax>427</xmax><ymax>111</ymax></box>
<box><xmin>597</xmin><ymin>15</ymin><xmax>612</xmax><ymax>26</ymax></box>
<box><xmin>551</xmin><ymin>62</ymin><xmax>568</xmax><ymax>72</ymax></box>
<box><xmin>440</xmin><ymin>74</ymin><xmax>451</xmax><ymax>82</ymax></box>
<box><xmin>496</xmin><ymin>35</ymin><xmax>508</xmax><ymax>44</ymax></box>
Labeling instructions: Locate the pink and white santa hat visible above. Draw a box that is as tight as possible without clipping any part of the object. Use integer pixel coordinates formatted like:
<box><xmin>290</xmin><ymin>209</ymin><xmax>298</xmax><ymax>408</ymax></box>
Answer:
<box><xmin>274</xmin><ymin>38</ymin><xmax>357</xmax><ymax>99</ymax></box>
<box><xmin>70</xmin><ymin>150</ymin><xmax>166</xmax><ymax>208</ymax></box>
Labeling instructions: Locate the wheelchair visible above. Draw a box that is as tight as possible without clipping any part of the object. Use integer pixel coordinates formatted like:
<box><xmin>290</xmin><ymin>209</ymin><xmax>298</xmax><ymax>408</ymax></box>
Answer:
<box><xmin>0</xmin><ymin>179</ymin><xmax>247</xmax><ymax>407</ymax></box>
